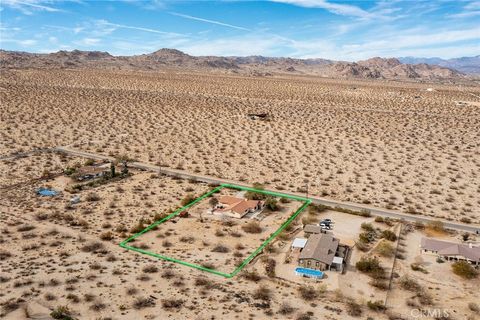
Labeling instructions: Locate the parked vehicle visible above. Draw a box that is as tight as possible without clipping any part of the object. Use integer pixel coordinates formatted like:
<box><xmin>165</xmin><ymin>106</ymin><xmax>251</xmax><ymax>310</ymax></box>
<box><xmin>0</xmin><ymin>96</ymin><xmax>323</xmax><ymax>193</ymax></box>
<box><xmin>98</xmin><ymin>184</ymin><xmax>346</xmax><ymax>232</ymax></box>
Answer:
<box><xmin>320</xmin><ymin>223</ymin><xmax>332</xmax><ymax>230</ymax></box>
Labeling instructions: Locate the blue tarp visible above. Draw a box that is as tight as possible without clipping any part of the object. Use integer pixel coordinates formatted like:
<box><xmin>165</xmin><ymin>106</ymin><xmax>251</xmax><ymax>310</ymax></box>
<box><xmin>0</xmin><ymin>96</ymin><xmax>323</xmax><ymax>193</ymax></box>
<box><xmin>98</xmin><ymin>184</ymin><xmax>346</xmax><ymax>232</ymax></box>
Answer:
<box><xmin>295</xmin><ymin>267</ymin><xmax>324</xmax><ymax>278</ymax></box>
<box><xmin>37</xmin><ymin>188</ymin><xmax>58</xmax><ymax>196</ymax></box>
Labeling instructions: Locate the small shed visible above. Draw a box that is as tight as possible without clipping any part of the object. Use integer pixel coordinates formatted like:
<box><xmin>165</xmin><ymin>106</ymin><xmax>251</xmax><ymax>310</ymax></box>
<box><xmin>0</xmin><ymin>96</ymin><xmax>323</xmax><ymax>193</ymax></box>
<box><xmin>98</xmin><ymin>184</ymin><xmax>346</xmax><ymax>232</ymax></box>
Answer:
<box><xmin>332</xmin><ymin>256</ymin><xmax>344</xmax><ymax>272</ymax></box>
<box><xmin>292</xmin><ymin>238</ymin><xmax>308</xmax><ymax>250</ymax></box>
<box><xmin>304</xmin><ymin>224</ymin><xmax>323</xmax><ymax>236</ymax></box>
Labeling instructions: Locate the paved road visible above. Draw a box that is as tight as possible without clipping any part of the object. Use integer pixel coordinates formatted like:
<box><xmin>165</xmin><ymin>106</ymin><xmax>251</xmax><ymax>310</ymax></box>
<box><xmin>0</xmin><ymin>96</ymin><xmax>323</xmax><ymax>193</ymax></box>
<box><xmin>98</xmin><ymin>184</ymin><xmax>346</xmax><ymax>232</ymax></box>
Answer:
<box><xmin>48</xmin><ymin>146</ymin><xmax>477</xmax><ymax>233</ymax></box>
<box><xmin>0</xmin><ymin>148</ymin><xmax>56</xmax><ymax>161</ymax></box>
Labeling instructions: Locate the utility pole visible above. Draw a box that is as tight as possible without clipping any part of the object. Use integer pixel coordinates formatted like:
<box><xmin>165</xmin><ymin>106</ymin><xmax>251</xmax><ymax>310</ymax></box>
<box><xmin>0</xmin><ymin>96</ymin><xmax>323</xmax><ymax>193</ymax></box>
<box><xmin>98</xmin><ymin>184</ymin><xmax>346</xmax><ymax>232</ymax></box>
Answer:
<box><xmin>305</xmin><ymin>179</ymin><xmax>309</xmax><ymax>199</ymax></box>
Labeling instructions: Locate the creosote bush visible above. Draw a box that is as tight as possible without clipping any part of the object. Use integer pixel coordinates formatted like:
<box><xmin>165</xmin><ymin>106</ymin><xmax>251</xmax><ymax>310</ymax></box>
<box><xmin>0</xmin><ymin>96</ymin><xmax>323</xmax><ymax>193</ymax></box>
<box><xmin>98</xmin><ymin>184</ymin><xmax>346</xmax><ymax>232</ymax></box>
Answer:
<box><xmin>452</xmin><ymin>261</ymin><xmax>478</xmax><ymax>279</ymax></box>
<box><xmin>242</xmin><ymin>221</ymin><xmax>262</xmax><ymax>233</ymax></box>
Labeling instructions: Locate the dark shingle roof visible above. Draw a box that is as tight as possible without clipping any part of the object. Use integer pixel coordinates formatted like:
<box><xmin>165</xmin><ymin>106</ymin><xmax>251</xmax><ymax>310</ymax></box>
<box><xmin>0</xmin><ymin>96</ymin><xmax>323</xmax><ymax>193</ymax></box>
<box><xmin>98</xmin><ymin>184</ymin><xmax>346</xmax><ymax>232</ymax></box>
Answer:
<box><xmin>299</xmin><ymin>233</ymin><xmax>339</xmax><ymax>265</ymax></box>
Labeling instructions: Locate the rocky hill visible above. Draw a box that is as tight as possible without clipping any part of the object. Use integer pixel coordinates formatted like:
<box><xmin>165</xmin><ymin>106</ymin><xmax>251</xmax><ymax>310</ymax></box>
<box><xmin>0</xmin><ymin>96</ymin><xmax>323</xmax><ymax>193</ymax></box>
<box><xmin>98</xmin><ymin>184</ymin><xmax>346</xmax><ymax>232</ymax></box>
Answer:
<box><xmin>399</xmin><ymin>55</ymin><xmax>480</xmax><ymax>75</ymax></box>
<box><xmin>0</xmin><ymin>48</ymin><xmax>465</xmax><ymax>81</ymax></box>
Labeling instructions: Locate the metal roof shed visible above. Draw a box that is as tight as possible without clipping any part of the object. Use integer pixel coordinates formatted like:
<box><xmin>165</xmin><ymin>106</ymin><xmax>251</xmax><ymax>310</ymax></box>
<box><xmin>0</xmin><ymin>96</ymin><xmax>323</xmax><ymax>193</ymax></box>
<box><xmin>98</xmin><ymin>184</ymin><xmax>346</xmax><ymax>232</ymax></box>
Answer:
<box><xmin>292</xmin><ymin>238</ymin><xmax>308</xmax><ymax>249</ymax></box>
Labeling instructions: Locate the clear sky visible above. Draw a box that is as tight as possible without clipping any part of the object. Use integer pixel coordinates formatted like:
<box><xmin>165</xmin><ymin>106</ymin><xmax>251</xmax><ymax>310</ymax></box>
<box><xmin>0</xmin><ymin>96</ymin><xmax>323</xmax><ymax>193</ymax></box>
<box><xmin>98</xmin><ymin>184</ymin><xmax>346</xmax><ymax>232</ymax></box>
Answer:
<box><xmin>0</xmin><ymin>0</ymin><xmax>479</xmax><ymax>60</ymax></box>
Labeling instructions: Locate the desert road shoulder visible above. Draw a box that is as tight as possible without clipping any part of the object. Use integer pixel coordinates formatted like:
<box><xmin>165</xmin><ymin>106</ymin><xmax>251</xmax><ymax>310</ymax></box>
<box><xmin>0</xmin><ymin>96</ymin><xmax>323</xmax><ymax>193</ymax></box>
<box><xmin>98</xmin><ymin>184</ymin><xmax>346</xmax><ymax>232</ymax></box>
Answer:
<box><xmin>51</xmin><ymin>146</ymin><xmax>480</xmax><ymax>233</ymax></box>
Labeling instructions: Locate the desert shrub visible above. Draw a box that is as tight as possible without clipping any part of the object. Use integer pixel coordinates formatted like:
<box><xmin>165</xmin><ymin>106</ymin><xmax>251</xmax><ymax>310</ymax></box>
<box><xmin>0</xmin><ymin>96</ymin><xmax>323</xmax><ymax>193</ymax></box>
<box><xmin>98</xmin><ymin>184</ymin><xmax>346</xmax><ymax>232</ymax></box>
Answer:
<box><xmin>162</xmin><ymin>298</ymin><xmax>184</xmax><ymax>310</ymax></box>
<box><xmin>211</xmin><ymin>244</ymin><xmax>230</xmax><ymax>253</ymax></box>
<box><xmin>253</xmin><ymin>286</ymin><xmax>272</xmax><ymax>301</ymax></box>
<box><xmin>35</xmin><ymin>212</ymin><xmax>49</xmax><ymax>221</ymax></box>
<box><xmin>381</xmin><ymin>230</ymin><xmax>397</xmax><ymax>241</ymax></box>
<box><xmin>356</xmin><ymin>256</ymin><xmax>385</xmax><ymax>278</ymax></box>
<box><xmin>242</xmin><ymin>270</ymin><xmax>261</xmax><ymax>282</ymax></box>
<box><xmin>179</xmin><ymin>236</ymin><xmax>195</xmax><ymax>243</ymax></box>
<box><xmin>86</xmin><ymin>192</ymin><xmax>100</xmax><ymax>202</ymax></box>
<box><xmin>452</xmin><ymin>261</ymin><xmax>478</xmax><ymax>279</ymax></box>
<box><xmin>374</xmin><ymin>216</ymin><xmax>384</xmax><ymax>223</ymax></box>
<box><xmin>66</xmin><ymin>293</ymin><xmax>80</xmax><ymax>303</ymax></box>
<box><xmin>143</xmin><ymin>264</ymin><xmax>159</xmax><ymax>273</ymax></box>
<box><xmin>130</xmin><ymin>221</ymin><xmax>146</xmax><ymax>234</ymax></box>
<box><xmin>194</xmin><ymin>277</ymin><xmax>211</xmax><ymax>287</ymax></box>
<box><xmin>181</xmin><ymin>194</ymin><xmax>196</xmax><ymax>206</ymax></box>
<box><xmin>242</xmin><ymin>221</ymin><xmax>262</xmax><ymax>233</ymax></box>
<box><xmin>89</xmin><ymin>301</ymin><xmax>106</xmax><ymax>311</ymax></box>
<box><xmin>126</xmin><ymin>287</ymin><xmax>138</xmax><ymax>295</ymax></box>
<box><xmin>410</xmin><ymin>263</ymin><xmax>428</xmax><ymax>274</ymax></box>
<box><xmin>417</xmin><ymin>290</ymin><xmax>433</xmax><ymax>305</ymax></box>
<box><xmin>265</xmin><ymin>196</ymin><xmax>279</xmax><ymax>211</ymax></box>
<box><xmin>2</xmin><ymin>298</ymin><xmax>21</xmax><ymax>313</ymax></box>
<box><xmin>83</xmin><ymin>294</ymin><xmax>95</xmax><ymax>303</ymax></box>
<box><xmin>278</xmin><ymin>302</ymin><xmax>294</xmax><ymax>315</ymax></box>
<box><xmin>106</xmin><ymin>253</ymin><xmax>116</xmax><ymax>262</ymax></box>
<box><xmin>398</xmin><ymin>275</ymin><xmax>421</xmax><ymax>291</ymax></box>
<box><xmin>361</xmin><ymin>223</ymin><xmax>374</xmax><ymax>232</ymax></box>
<box><xmin>346</xmin><ymin>299</ymin><xmax>362</xmax><ymax>317</ymax></box>
<box><xmin>245</xmin><ymin>183</ymin><xmax>266</xmax><ymax>200</ymax></box>
<box><xmin>265</xmin><ymin>258</ymin><xmax>276</xmax><ymax>277</ymax></box>
<box><xmin>137</xmin><ymin>274</ymin><xmax>151</xmax><ymax>281</ymax></box>
<box><xmin>460</xmin><ymin>217</ymin><xmax>471</xmax><ymax>224</ymax></box>
<box><xmin>44</xmin><ymin>292</ymin><xmax>57</xmax><ymax>301</ymax></box>
<box><xmin>264</xmin><ymin>243</ymin><xmax>278</xmax><ymax>253</ymax></box>
<box><xmin>309</xmin><ymin>203</ymin><xmax>328</xmax><ymax>213</ymax></box>
<box><xmin>0</xmin><ymin>250</ymin><xmax>12</xmax><ymax>259</ymax></box>
<box><xmin>369</xmin><ymin>278</ymin><xmax>388</xmax><ymax>290</ymax></box>
<box><xmin>367</xmin><ymin>300</ymin><xmax>386</xmax><ymax>312</ymax></box>
<box><xmin>296</xmin><ymin>312</ymin><xmax>314</xmax><ymax>320</ymax></box>
<box><xmin>100</xmin><ymin>231</ymin><xmax>113</xmax><ymax>241</ymax></box>
<box><xmin>230</xmin><ymin>230</ymin><xmax>242</xmax><ymax>237</ymax></box>
<box><xmin>137</xmin><ymin>242</ymin><xmax>150</xmax><ymax>249</ymax></box>
<box><xmin>201</xmin><ymin>262</ymin><xmax>215</xmax><ymax>269</ymax></box>
<box><xmin>153</xmin><ymin>213</ymin><xmax>168</xmax><ymax>222</ymax></box>
<box><xmin>414</xmin><ymin>221</ymin><xmax>425</xmax><ymax>229</ymax></box>
<box><xmin>161</xmin><ymin>269</ymin><xmax>176</xmax><ymax>279</ymax></box>
<box><xmin>427</xmin><ymin>220</ymin><xmax>445</xmax><ymax>232</ymax></box>
<box><xmin>298</xmin><ymin>286</ymin><xmax>319</xmax><ymax>300</ymax></box>
<box><xmin>89</xmin><ymin>262</ymin><xmax>102</xmax><ymax>270</ymax></box>
<box><xmin>133</xmin><ymin>297</ymin><xmax>155</xmax><ymax>309</ymax></box>
<box><xmin>162</xmin><ymin>240</ymin><xmax>173</xmax><ymax>247</ymax></box>
<box><xmin>214</xmin><ymin>229</ymin><xmax>225</xmax><ymax>237</ymax></box>
<box><xmin>376</xmin><ymin>241</ymin><xmax>395</xmax><ymax>258</ymax></box>
<box><xmin>359</xmin><ymin>231</ymin><xmax>375</xmax><ymax>243</ymax></box>
<box><xmin>17</xmin><ymin>224</ymin><xmax>35</xmax><ymax>232</ymax></box>
<box><xmin>81</xmin><ymin>241</ymin><xmax>104</xmax><ymax>253</ymax></box>
<box><xmin>468</xmin><ymin>302</ymin><xmax>479</xmax><ymax>313</ymax></box>
<box><xmin>50</xmin><ymin>306</ymin><xmax>74</xmax><ymax>320</ymax></box>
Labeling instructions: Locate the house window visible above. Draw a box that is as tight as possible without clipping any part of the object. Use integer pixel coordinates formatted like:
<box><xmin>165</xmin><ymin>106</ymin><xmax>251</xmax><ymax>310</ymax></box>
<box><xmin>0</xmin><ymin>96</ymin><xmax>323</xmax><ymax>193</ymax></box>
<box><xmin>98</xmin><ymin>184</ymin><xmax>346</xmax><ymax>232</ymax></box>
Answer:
<box><xmin>316</xmin><ymin>262</ymin><xmax>319</xmax><ymax>266</ymax></box>
<box><xmin>307</xmin><ymin>261</ymin><xmax>311</xmax><ymax>266</ymax></box>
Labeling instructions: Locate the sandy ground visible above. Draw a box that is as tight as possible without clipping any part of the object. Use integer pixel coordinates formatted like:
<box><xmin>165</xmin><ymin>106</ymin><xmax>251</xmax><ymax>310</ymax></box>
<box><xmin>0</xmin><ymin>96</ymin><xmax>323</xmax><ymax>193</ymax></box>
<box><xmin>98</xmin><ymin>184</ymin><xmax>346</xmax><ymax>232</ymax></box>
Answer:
<box><xmin>1</xmin><ymin>153</ymin><xmax>389</xmax><ymax>319</ymax></box>
<box><xmin>1</xmin><ymin>69</ymin><xmax>479</xmax><ymax>225</ymax></box>
<box><xmin>1</xmin><ymin>69</ymin><xmax>479</xmax><ymax>319</ymax></box>
<box><xmin>133</xmin><ymin>187</ymin><xmax>305</xmax><ymax>274</ymax></box>
<box><xmin>387</xmin><ymin>228</ymin><xmax>480</xmax><ymax>319</ymax></box>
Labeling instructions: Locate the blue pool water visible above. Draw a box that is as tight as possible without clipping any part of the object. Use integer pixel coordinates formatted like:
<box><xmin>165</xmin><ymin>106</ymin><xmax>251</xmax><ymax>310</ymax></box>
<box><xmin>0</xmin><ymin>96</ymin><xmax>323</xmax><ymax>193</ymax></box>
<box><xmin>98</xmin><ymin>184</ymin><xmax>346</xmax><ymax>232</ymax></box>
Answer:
<box><xmin>37</xmin><ymin>188</ymin><xmax>58</xmax><ymax>196</ymax></box>
<box><xmin>295</xmin><ymin>267</ymin><xmax>324</xmax><ymax>278</ymax></box>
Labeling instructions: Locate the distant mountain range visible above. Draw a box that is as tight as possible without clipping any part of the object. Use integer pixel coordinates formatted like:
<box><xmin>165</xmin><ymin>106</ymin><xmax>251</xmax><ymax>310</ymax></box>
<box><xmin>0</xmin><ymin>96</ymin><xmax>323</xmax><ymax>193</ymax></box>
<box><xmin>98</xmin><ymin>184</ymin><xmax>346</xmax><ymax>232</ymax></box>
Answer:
<box><xmin>0</xmin><ymin>48</ymin><xmax>474</xmax><ymax>81</ymax></box>
<box><xmin>399</xmin><ymin>56</ymin><xmax>480</xmax><ymax>75</ymax></box>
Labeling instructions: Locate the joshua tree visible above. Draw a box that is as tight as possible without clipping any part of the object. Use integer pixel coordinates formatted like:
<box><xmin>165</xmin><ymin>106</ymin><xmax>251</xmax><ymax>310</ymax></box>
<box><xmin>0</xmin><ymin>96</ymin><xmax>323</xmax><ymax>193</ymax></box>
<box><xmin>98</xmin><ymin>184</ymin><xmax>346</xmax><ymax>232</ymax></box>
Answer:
<box><xmin>121</xmin><ymin>160</ymin><xmax>128</xmax><ymax>175</ymax></box>
<box><xmin>209</xmin><ymin>197</ymin><xmax>219</xmax><ymax>209</ymax></box>
<box><xmin>110</xmin><ymin>162</ymin><xmax>116</xmax><ymax>177</ymax></box>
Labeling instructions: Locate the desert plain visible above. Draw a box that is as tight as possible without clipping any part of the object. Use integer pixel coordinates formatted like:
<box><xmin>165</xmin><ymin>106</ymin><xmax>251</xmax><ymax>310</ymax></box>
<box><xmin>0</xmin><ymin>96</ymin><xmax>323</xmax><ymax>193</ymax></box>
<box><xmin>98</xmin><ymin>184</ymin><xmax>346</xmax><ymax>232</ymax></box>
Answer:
<box><xmin>1</xmin><ymin>68</ymin><xmax>479</xmax><ymax>319</ymax></box>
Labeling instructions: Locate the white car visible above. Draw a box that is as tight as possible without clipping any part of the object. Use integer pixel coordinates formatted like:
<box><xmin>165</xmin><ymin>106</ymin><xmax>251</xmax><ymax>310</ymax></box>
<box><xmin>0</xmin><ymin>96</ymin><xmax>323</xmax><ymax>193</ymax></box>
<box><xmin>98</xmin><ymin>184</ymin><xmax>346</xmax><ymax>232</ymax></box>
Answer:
<box><xmin>320</xmin><ymin>223</ymin><xmax>332</xmax><ymax>230</ymax></box>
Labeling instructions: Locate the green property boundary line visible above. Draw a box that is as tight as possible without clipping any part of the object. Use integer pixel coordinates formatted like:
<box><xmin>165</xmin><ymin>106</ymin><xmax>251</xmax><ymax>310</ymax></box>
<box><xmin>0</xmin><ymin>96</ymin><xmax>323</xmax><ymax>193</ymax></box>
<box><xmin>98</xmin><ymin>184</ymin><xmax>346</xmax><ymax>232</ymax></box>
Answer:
<box><xmin>119</xmin><ymin>183</ymin><xmax>312</xmax><ymax>278</ymax></box>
